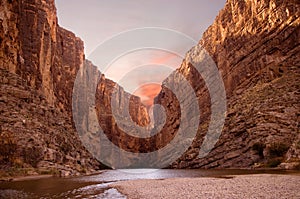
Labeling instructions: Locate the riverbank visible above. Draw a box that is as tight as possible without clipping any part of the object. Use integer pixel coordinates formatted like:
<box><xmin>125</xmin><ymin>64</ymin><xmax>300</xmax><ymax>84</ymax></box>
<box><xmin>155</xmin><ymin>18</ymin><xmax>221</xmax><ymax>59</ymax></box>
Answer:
<box><xmin>111</xmin><ymin>174</ymin><xmax>300</xmax><ymax>199</ymax></box>
<box><xmin>0</xmin><ymin>168</ymin><xmax>105</xmax><ymax>182</ymax></box>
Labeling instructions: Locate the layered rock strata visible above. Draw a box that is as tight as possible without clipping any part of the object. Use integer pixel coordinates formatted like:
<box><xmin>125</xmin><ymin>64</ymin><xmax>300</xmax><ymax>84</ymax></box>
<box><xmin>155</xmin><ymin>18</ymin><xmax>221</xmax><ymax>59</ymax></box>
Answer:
<box><xmin>0</xmin><ymin>0</ymin><xmax>150</xmax><ymax>174</ymax></box>
<box><xmin>154</xmin><ymin>0</ymin><xmax>300</xmax><ymax>169</ymax></box>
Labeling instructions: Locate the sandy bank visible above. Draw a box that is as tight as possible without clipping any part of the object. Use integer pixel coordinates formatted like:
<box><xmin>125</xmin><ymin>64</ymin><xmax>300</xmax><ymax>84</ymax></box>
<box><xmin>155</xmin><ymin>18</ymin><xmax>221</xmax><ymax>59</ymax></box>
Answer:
<box><xmin>111</xmin><ymin>174</ymin><xmax>300</xmax><ymax>199</ymax></box>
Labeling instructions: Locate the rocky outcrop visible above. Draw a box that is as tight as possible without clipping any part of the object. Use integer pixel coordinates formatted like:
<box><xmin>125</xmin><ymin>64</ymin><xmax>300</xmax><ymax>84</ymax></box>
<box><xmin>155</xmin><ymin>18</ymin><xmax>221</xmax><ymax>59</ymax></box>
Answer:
<box><xmin>154</xmin><ymin>0</ymin><xmax>300</xmax><ymax>169</ymax></box>
<box><xmin>0</xmin><ymin>69</ymin><xmax>100</xmax><ymax>176</ymax></box>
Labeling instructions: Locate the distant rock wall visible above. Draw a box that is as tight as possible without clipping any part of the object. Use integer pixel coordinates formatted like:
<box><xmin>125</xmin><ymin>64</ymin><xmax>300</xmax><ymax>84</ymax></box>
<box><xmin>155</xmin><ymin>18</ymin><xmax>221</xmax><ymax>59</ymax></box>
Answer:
<box><xmin>73</xmin><ymin>60</ymin><xmax>153</xmax><ymax>168</ymax></box>
<box><xmin>154</xmin><ymin>0</ymin><xmax>300</xmax><ymax>169</ymax></box>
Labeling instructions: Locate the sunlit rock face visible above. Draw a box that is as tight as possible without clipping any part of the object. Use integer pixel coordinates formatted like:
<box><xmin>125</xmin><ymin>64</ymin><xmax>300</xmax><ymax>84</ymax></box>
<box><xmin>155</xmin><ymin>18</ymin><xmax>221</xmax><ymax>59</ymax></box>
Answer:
<box><xmin>0</xmin><ymin>0</ymin><xmax>151</xmax><ymax>173</ymax></box>
<box><xmin>154</xmin><ymin>0</ymin><xmax>300</xmax><ymax>169</ymax></box>
<box><xmin>0</xmin><ymin>0</ymin><xmax>84</xmax><ymax>114</ymax></box>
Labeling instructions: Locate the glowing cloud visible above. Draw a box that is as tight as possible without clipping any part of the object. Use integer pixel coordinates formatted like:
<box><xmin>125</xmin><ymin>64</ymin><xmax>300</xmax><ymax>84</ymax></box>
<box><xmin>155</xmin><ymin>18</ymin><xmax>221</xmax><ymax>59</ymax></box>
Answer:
<box><xmin>133</xmin><ymin>83</ymin><xmax>162</xmax><ymax>108</ymax></box>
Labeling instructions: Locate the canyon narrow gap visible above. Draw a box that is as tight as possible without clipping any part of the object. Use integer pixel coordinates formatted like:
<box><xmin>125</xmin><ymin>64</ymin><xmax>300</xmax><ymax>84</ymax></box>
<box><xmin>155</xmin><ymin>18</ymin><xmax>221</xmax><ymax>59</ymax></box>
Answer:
<box><xmin>0</xmin><ymin>0</ymin><xmax>299</xmax><ymax>198</ymax></box>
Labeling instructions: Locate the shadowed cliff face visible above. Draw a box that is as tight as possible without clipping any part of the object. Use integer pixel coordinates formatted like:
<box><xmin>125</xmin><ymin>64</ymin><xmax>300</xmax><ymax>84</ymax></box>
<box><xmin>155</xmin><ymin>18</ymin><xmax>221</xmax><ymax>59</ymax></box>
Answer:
<box><xmin>0</xmin><ymin>0</ymin><xmax>150</xmax><ymax>174</ymax></box>
<box><xmin>0</xmin><ymin>68</ymin><xmax>101</xmax><ymax>176</ymax></box>
<box><xmin>0</xmin><ymin>0</ymin><xmax>99</xmax><ymax>175</ymax></box>
<box><xmin>73</xmin><ymin>61</ymin><xmax>151</xmax><ymax>153</ymax></box>
<box><xmin>154</xmin><ymin>0</ymin><xmax>300</xmax><ymax>169</ymax></box>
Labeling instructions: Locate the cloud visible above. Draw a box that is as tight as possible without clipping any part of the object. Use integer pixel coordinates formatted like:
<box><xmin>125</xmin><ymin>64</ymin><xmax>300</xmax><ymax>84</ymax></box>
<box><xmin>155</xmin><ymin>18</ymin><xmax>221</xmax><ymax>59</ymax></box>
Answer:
<box><xmin>133</xmin><ymin>83</ymin><xmax>162</xmax><ymax>108</ymax></box>
<box><xmin>151</xmin><ymin>53</ymin><xmax>180</xmax><ymax>66</ymax></box>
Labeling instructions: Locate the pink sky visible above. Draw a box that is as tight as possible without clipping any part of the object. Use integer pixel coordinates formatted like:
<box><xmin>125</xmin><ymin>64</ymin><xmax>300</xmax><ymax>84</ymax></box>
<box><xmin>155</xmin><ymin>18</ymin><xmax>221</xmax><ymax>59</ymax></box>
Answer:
<box><xmin>133</xmin><ymin>83</ymin><xmax>162</xmax><ymax>108</ymax></box>
<box><xmin>55</xmin><ymin>0</ymin><xmax>226</xmax><ymax>106</ymax></box>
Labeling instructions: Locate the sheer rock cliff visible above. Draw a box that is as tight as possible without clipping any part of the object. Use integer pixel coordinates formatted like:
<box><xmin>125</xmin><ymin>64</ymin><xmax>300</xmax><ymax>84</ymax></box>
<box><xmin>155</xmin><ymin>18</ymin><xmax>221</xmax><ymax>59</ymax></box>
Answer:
<box><xmin>154</xmin><ymin>0</ymin><xmax>300</xmax><ymax>169</ymax></box>
<box><xmin>0</xmin><ymin>0</ymin><xmax>149</xmax><ymax>175</ymax></box>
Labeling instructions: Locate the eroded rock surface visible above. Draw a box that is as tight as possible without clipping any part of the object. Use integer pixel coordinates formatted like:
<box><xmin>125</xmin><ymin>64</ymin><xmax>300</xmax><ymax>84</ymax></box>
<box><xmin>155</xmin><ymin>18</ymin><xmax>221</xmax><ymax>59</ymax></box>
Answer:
<box><xmin>0</xmin><ymin>69</ymin><xmax>100</xmax><ymax>176</ymax></box>
<box><xmin>154</xmin><ymin>0</ymin><xmax>300</xmax><ymax>169</ymax></box>
<box><xmin>0</xmin><ymin>0</ymin><xmax>150</xmax><ymax>174</ymax></box>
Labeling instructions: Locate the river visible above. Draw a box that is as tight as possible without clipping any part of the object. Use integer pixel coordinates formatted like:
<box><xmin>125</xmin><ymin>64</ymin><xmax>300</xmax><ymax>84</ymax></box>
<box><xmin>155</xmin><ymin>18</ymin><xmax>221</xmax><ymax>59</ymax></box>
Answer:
<box><xmin>0</xmin><ymin>169</ymin><xmax>298</xmax><ymax>198</ymax></box>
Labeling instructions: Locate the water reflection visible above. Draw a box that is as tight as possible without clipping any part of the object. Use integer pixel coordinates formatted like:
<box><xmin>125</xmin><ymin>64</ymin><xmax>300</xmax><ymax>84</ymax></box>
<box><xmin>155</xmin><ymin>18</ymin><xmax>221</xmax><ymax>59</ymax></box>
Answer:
<box><xmin>74</xmin><ymin>169</ymin><xmax>297</xmax><ymax>183</ymax></box>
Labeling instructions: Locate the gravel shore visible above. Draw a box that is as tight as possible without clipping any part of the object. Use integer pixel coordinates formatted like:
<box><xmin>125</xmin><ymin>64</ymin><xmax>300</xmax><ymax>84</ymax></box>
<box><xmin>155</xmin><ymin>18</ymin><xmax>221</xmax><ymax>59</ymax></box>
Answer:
<box><xmin>111</xmin><ymin>174</ymin><xmax>300</xmax><ymax>199</ymax></box>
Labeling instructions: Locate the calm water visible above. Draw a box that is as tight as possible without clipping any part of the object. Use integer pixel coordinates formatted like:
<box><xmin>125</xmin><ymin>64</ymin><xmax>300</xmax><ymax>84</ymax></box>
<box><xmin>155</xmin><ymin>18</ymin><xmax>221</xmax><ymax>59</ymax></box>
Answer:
<box><xmin>0</xmin><ymin>169</ymin><xmax>298</xmax><ymax>198</ymax></box>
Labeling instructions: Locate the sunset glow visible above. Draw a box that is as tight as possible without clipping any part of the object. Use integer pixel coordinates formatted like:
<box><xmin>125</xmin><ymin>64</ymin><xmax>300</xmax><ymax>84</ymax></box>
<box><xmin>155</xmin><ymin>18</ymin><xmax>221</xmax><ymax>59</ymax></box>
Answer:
<box><xmin>132</xmin><ymin>83</ymin><xmax>162</xmax><ymax>108</ymax></box>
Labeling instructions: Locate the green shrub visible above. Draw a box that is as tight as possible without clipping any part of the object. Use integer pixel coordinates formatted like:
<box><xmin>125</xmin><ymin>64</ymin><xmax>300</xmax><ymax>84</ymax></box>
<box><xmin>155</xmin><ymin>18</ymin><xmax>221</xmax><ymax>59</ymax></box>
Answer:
<box><xmin>252</xmin><ymin>142</ymin><xmax>266</xmax><ymax>157</ymax></box>
<box><xmin>268</xmin><ymin>142</ymin><xmax>289</xmax><ymax>158</ymax></box>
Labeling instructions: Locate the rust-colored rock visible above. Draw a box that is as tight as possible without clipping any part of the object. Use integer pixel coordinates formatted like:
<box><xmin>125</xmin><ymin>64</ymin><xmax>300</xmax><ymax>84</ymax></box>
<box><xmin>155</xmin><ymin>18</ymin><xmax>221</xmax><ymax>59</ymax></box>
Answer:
<box><xmin>0</xmin><ymin>0</ymin><xmax>151</xmax><ymax>173</ymax></box>
<box><xmin>1</xmin><ymin>0</ymin><xmax>299</xmax><ymax>172</ymax></box>
<box><xmin>154</xmin><ymin>0</ymin><xmax>300</xmax><ymax>169</ymax></box>
<box><xmin>0</xmin><ymin>0</ymin><xmax>92</xmax><ymax>175</ymax></box>
<box><xmin>0</xmin><ymin>69</ymin><xmax>100</xmax><ymax>176</ymax></box>
<box><xmin>0</xmin><ymin>0</ymin><xmax>84</xmax><ymax>113</ymax></box>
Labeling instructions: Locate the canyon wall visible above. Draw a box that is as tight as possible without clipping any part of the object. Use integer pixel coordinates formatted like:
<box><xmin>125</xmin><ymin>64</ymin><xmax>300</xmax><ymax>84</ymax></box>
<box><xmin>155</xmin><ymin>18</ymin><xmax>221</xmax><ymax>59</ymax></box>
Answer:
<box><xmin>73</xmin><ymin>60</ymin><xmax>153</xmax><ymax>168</ymax></box>
<box><xmin>154</xmin><ymin>0</ymin><xmax>300</xmax><ymax>169</ymax></box>
<box><xmin>0</xmin><ymin>0</ymin><xmax>97</xmax><ymax>176</ymax></box>
<box><xmin>0</xmin><ymin>0</ymin><xmax>150</xmax><ymax>175</ymax></box>
<box><xmin>0</xmin><ymin>0</ymin><xmax>84</xmax><ymax>113</ymax></box>
<box><xmin>0</xmin><ymin>68</ymin><xmax>101</xmax><ymax>176</ymax></box>
<box><xmin>1</xmin><ymin>0</ymin><xmax>299</xmax><ymax>172</ymax></box>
